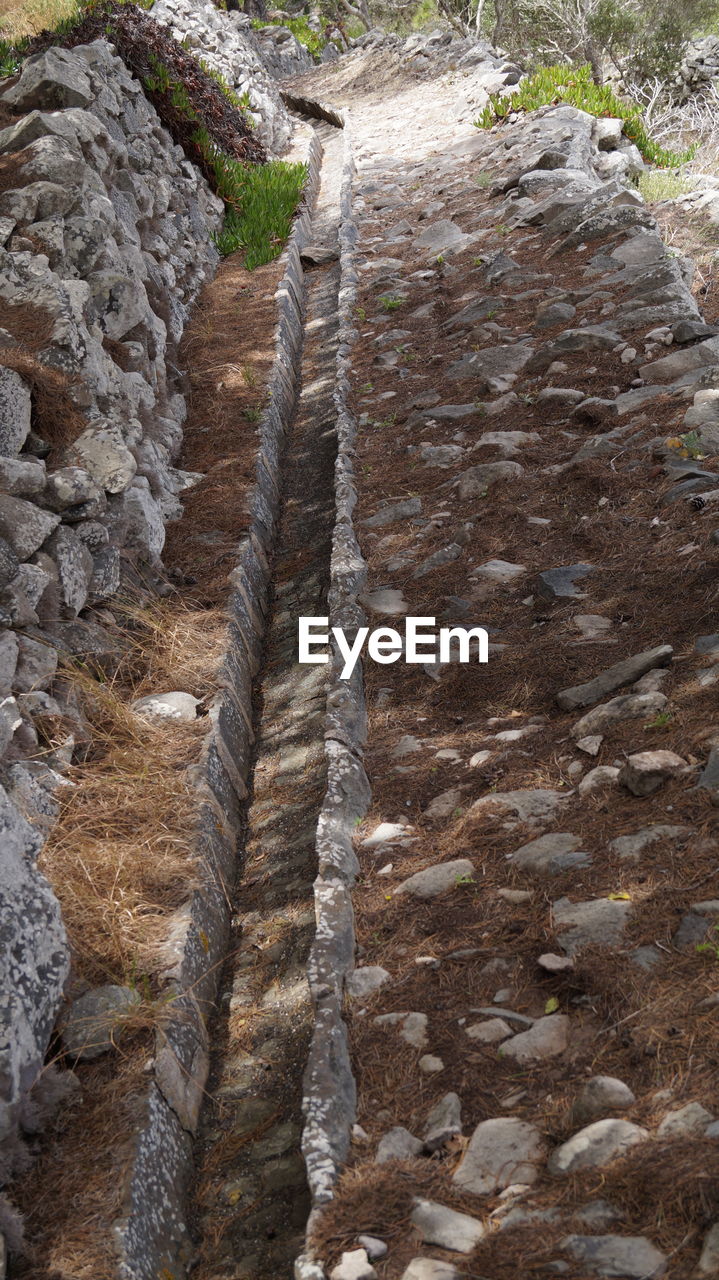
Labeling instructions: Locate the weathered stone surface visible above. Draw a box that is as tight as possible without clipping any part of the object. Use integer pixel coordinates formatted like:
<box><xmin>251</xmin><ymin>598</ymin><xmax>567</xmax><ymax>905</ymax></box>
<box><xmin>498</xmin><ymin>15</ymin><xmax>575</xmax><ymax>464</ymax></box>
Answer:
<box><xmin>453</xmin><ymin>1117</ymin><xmax>547</xmax><ymax>1194</ymax></box>
<box><xmin>471</xmin><ymin>789</ymin><xmax>565</xmax><ymax>824</ymax></box>
<box><xmin>556</xmin><ymin>645</ymin><xmax>673</xmax><ymax>711</ymax></box>
<box><xmin>560</xmin><ymin>1234</ymin><xmax>666</xmax><ymax>1278</ymax></box>
<box><xmin>424</xmin><ymin>1092</ymin><xmax>462</xmax><ymax>1151</ymax></box>
<box><xmin>376</xmin><ymin>1126</ymin><xmax>423</xmax><ymax>1163</ymax></box>
<box><xmin>410</xmin><ymin>1199</ymin><xmax>484</xmax><ymax>1251</ymax></box>
<box><xmin>394</xmin><ymin>859</ymin><xmax>475</xmax><ymax>899</ymax></box>
<box><xmin>656</xmin><ymin>1101</ymin><xmax>713</xmax><ymax>1138</ymax></box>
<box><xmin>456</xmin><ymin>460</ymin><xmax>523</xmax><ymax>499</ymax></box>
<box><xmin>0</xmin><ymin>495</ymin><xmax>60</xmax><ymax>560</ymax></box>
<box><xmin>553</xmin><ymin>897</ymin><xmax>630</xmax><ymax>955</ymax></box>
<box><xmin>571</xmin><ymin>692</ymin><xmax>668</xmax><ymax>739</ymax></box>
<box><xmin>608</xmin><ymin>825</ymin><xmax>691</xmax><ymax>859</ymax></box>
<box><xmin>697</xmin><ymin>1222</ymin><xmax>719</xmax><ymax>1276</ymax></box>
<box><xmin>499</xmin><ymin>1014</ymin><xmax>570</xmax><ymax>1063</ymax></box>
<box><xmin>0</xmin><ymin>782</ymin><xmax>69</xmax><ymax>1151</ymax></box>
<box><xmin>549</xmin><ymin>1119</ymin><xmax>648</xmax><ymax>1175</ymax></box>
<box><xmin>60</xmin><ymin>983</ymin><xmax>140</xmax><ymax>1060</ymax></box>
<box><xmin>618</xmin><ymin>751</ymin><xmax>687</xmax><ymax>796</ymax></box>
<box><xmin>132</xmin><ymin>691</ymin><xmax>199</xmax><ymax>723</ymax></box>
<box><xmin>537</xmin><ymin>563</ymin><xmax>595</xmax><ymax>600</ymax></box>
<box><xmin>0</xmin><ymin>367</ymin><xmax>32</xmax><ymax>457</ymax></box>
<box><xmin>572</xmin><ymin>1076</ymin><xmax>636</xmax><ymax>1126</ymax></box>
<box><xmin>508</xmin><ymin>832</ymin><xmax>588</xmax><ymax>874</ymax></box>
<box><xmin>346</xmin><ymin>966</ymin><xmax>391</xmax><ymax>999</ymax></box>
<box><xmin>400</xmin><ymin>1262</ymin><xmax>460</xmax><ymax>1280</ymax></box>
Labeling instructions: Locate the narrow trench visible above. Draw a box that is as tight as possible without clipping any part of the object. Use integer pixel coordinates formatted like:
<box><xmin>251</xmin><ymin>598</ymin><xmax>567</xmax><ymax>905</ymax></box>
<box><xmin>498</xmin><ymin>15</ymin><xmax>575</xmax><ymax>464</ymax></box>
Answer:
<box><xmin>188</xmin><ymin>118</ymin><xmax>346</xmax><ymax>1280</ymax></box>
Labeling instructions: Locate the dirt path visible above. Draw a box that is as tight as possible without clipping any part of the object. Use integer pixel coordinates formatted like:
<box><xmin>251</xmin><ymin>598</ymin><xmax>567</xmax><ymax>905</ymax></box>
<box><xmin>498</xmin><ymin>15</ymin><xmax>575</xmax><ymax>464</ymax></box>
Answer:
<box><xmin>286</xmin><ymin>55</ymin><xmax>719</xmax><ymax>1280</ymax></box>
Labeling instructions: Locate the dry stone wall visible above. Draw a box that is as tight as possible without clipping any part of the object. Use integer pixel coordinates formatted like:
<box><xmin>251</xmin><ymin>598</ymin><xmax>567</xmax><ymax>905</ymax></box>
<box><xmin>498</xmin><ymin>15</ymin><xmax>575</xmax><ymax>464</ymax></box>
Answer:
<box><xmin>150</xmin><ymin>0</ymin><xmax>304</xmax><ymax>153</ymax></box>
<box><xmin>0</xmin><ymin>28</ymin><xmax>260</xmax><ymax>1192</ymax></box>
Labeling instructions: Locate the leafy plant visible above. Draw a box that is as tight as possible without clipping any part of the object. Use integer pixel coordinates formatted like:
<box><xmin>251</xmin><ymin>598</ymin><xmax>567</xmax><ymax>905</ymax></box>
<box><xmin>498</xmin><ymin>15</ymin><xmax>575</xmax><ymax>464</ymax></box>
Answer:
<box><xmin>379</xmin><ymin>294</ymin><xmax>403</xmax><ymax>312</ymax></box>
<box><xmin>697</xmin><ymin>925</ymin><xmax>719</xmax><ymax>961</ymax></box>
<box><xmin>251</xmin><ymin>13</ymin><xmax>326</xmax><ymax>60</ymax></box>
<box><xmin>644</xmin><ymin>710</ymin><xmax>673</xmax><ymax>730</ymax></box>
<box><xmin>475</xmin><ymin>63</ymin><xmax>696</xmax><ymax>168</ymax></box>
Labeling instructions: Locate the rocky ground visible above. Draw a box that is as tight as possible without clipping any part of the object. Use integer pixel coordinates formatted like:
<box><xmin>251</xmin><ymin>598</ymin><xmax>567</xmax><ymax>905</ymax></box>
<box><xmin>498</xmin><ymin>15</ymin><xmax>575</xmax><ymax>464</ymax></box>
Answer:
<box><xmin>284</xmin><ymin>46</ymin><xmax>719</xmax><ymax>1280</ymax></box>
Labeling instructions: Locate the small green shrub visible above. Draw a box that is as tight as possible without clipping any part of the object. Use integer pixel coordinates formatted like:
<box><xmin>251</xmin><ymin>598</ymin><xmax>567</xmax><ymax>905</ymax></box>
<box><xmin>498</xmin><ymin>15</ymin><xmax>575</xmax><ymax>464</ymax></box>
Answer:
<box><xmin>475</xmin><ymin>64</ymin><xmax>695</xmax><ymax>168</ymax></box>
<box><xmin>251</xmin><ymin>14</ymin><xmax>325</xmax><ymax>60</ymax></box>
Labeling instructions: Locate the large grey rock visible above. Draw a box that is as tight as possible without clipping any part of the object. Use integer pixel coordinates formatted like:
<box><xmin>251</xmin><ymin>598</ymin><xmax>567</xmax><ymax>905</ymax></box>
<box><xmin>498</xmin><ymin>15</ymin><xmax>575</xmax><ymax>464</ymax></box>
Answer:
<box><xmin>453</xmin><ymin>1117</ymin><xmax>546</xmax><ymax>1194</ymax></box>
<box><xmin>509</xmin><ymin>832</ymin><xmax>589</xmax><ymax>874</ymax></box>
<box><xmin>471</xmin><ymin>788</ymin><xmax>565</xmax><ymax>825</ymax></box>
<box><xmin>572</xmin><ymin>1076</ymin><xmax>636</xmax><ymax>1126</ymax></box>
<box><xmin>394</xmin><ymin>859</ymin><xmax>475</xmax><ymax>899</ymax></box>
<box><xmin>132</xmin><ymin>691</ymin><xmax>199</xmax><ymax>723</ymax></box>
<box><xmin>571</xmin><ymin>692</ymin><xmax>668</xmax><ymax>739</ymax></box>
<box><xmin>13</xmin><ymin>634</ymin><xmax>58</xmax><ymax>692</ymax></box>
<box><xmin>456</xmin><ymin>460</ymin><xmax>523</xmax><ymax>499</ymax></box>
<box><xmin>499</xmin><ymin>1014</ymin><xmax>570</xmax><ymax>1063</ymax></box>
<box><xmin>401</xmin><ymin>1262</ymin><xmax>461</xmax><ymax>1280</ymax></box>
<box><xmin>560</xmin><ymin>1234</ymin><xmax>666</xmax><ymax>1278</ymax></box>
<box><xmin>553</xmin><ymin>897</ymin><xmax>630</xmax><ymax>956</ymax></box>
<box><xmin>415</xmin><ymin>219</ymin><xmax>470</xmax><ymax>256</ymax></box>
<box><xmin>0</xmin><ymin>782</ymin><xmax>69</xmax><ymax>1149</ymax></box>
<box><xmin>697</xmin><ymin>1222</ymin><xmax>719</xmax><ymax>1276</ymax></box>
<box><xmin>0</xmin><ymin>495</ymin><xmax>60</xmax><ymax>559</ymax></box>
<box><xmin>556</xmin><ymin>645</ymin><xmax>673</xmax><ymax>711</ymax></box>
<box><xmin>410</xmin><ymin>1199</ymin><xmax>484</xmax><ymax>1251</ymax></box>
<box><xmin>618</xmin><ymin>751</ymin><xmax>687</xmax><ymax>796</ymax></box>
<box><xmin>376</xmin><ymin>1125</ymin><xmax>423</xmax><ymax>1163</ymax></box>
<box><xmin>0</xmin><ymin>367</ymin><xmax>32</xmax><ymax>458</ymax></box>
<box><xmin>549</xmin><ymin>1119</ymin><xmax>648</xmax><ymax>1175</ymax></box>
<box><xmin>1</xmin><ymin>47</ymin><xmax>94</xmax><ymax>111</ymax></box>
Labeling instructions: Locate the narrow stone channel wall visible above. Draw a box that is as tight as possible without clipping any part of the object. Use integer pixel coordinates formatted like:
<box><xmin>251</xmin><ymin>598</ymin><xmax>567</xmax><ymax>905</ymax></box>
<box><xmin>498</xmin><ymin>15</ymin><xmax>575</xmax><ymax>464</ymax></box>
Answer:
<box><xmin>116</xmin><ymin>121</ymin><xmax>324</xmax><ymax>1280</ymax></box>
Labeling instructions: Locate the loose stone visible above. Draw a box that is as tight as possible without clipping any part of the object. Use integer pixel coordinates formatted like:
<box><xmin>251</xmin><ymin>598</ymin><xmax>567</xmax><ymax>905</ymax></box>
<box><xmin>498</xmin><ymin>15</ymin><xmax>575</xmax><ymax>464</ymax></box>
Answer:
<box><xmin>330</xmin><ymin>1250</ymin><xmax>378</xmax><ymax>1280</ymax></box>
<box><xmin>393</xmin><ymin>859</ymin><xmax>475</xmax><ymax>899</ymax></box>
<box><xmin>376</xmin><ymin>1126</ymin><xmax>423</xmax><ymax>1163</ymax></box>
<box><xmin>560</xmin><ymin>1234</ymin><xmax>666</xmax><ymax>1278</ymax></box>
<box><xmin>453</xmin><ymin>1117</ymin><xmax>547</xmax><ymax>1195</ymax></box>
<box><xmin>549</xmin><ymin>1119</ymin><xmax>648</xmax><ymax>1175</ymax></box>
<box><xmin>499</xmin><ymin>1014</ymin><xmax>570</xmax><ymax>1063</ymax></box>
<box><xmin>410</xmin><ymin>1198</ymin><xmax>485</xmax><ymax>1252</ymax></box>
<box><xmin>571</xmin><ymin>1076</ymin><xmax>636</xmax><ymax>1126</ymax></box>
<box><xmin>618</xmin><ymin>750</ymin><xmax>687</xmax><ymax>796</ymax></box>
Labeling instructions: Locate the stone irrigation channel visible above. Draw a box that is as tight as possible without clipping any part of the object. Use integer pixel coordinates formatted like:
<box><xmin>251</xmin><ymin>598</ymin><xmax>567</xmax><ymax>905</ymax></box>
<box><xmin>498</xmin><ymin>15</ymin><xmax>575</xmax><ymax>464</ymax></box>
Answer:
<box><xmin>8</xmin><ymin>14</ymin><xmax>719</xmax><ymax>1280</ymax></box>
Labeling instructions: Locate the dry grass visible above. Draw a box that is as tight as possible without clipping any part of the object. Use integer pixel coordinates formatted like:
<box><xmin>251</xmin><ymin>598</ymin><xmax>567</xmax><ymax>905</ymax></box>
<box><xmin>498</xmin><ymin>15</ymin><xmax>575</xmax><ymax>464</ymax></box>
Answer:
<box><xmin>39</xmin><ymin>599</ymin><xmax>228</xmax><ymax>988</ymax></box>
<box><xmin>0</xmin><ymin>0</ymin><xmax>79</xmax><ymax>40</ymax></box>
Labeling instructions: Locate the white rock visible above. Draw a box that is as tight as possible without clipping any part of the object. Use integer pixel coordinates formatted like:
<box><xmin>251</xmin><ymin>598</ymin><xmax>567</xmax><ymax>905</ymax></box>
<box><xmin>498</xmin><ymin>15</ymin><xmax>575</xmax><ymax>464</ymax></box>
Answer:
<box><xmin>419</xmin><ymin>1054</ymin><xmax>444</xmax><ymax>1074</ymax></box>
<box><xmin>394</xmin><ymin>859</ymin><xmax>475</xmax><ymax>899</ymax></box>
<box><xmin>549</xmin><ymin>1118</ymin><xmax>648</xmax><ymax>1175</ymax></box>
<box><xmin>132</xmin><ymin>691</ymin><xmax>199</xmax><ymax>722</ymax></box>
<box><xmin>330</xmin><ymin>1249</ymin><xmax>377</xmax><ymax>1280</ymax></box>
<box><xmin>346</xmin><ymin>967</ymin><xmax>391</xmax><ymax>999</ymax></box>
<box><xmin>466</xmin><ymin>1018</ymin><xmax>513</xmax><ymax>1044</ymax></box>
<box><xmin>401</xmin><ymin>1262</ymin><xmax>461</xmax><ymax>1280</ymax></box>
<box><xmin>572</xmin><ymin>1076</ymin><xmax>636</xmax><ymax>1126</ymax></box>
<box><xmin>361</xmin><ymin>822</ymin><xmax>414</xmax><ymax>848</ymax></box>
<box><xmin>618</xmin><ymin>750</ymin><xmax>687</xmax><ymax>797</ymax></box>
<box><xmin>453</xmin><ymin>1117</ymin><xmax>547</xmax><ymax>1195</ymax></box>
<box><xmin>410</xmin><ymin>1199</ymin><xmax>484</xmax><ymax>1252</ymax></box>
<box><xmin>697</xmin><ymin>1222</ymin><xmax>719</xmax><ymax>1275</ymax></box>
<box><xmin>657</xmin><ymin>1101</ymin><xmax>713</xmax><ymax>1138</ymax></box>
<box><xmin>499</xmin><ymin>1014</ymin><xmax>570</xmax><ymax>1063</ymax></box>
